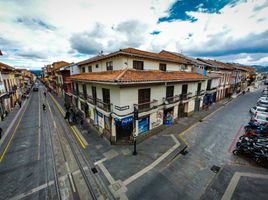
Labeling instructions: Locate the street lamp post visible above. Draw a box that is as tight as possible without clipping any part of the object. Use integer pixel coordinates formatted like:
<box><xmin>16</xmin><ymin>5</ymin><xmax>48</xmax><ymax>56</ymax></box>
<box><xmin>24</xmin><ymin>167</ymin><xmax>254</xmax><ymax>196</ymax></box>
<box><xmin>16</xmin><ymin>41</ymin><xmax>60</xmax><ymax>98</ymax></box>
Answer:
<box><xmin>133</xmin><ymin>105</ymin><xmax>138</xmax><ymax>156</ymax></box>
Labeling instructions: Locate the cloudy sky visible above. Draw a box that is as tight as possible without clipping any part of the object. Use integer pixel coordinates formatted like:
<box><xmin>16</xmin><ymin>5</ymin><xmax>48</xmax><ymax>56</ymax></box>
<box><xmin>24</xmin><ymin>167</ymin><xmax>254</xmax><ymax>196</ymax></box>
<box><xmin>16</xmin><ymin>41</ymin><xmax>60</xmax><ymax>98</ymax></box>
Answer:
<box><xmin>0</xmin><ymin>0</ymin><xmax>268</xmax><ymax>70</ymax></box>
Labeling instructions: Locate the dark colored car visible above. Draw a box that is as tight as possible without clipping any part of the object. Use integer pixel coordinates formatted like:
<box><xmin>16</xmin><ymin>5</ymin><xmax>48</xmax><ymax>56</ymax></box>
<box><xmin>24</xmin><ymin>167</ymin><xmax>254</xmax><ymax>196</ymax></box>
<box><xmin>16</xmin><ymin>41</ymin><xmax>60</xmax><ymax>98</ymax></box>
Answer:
<box><xmin>33</xmin><ymin>87</ymin><xmax>38</xmax><ymax>91</ymax></box>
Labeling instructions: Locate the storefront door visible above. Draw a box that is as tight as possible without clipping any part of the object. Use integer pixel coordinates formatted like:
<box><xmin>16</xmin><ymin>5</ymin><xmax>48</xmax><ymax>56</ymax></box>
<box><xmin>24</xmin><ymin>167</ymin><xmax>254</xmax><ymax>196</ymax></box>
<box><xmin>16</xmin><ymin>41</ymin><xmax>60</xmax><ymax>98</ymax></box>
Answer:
<box><xmin>164</xmin><ymin>108</ymin><xmax>174</xmax><ymax>125</ymax></box>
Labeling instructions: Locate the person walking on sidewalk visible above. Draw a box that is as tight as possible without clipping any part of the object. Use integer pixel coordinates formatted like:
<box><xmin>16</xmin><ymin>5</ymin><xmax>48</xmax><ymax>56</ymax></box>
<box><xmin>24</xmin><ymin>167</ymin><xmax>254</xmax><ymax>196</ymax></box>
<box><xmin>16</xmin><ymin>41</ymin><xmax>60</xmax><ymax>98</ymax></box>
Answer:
<box><xmin>18</xmin><ymin>100</ymin><xmax>22</xmax><ymax>108</ymax></box>
<box><xmin>0</xmin><ymin>127</ymin><xmax>2</xmax><ymax>140</ymax></box>
<box><xmin>44</xmin><ymin>91</ymin><xmax>46</xmax><ymax>98</ymax></box>
<box><xmin>64</xmin><ymin>110</ymin><xmax>71</xmax><ymax>123</ymax></box>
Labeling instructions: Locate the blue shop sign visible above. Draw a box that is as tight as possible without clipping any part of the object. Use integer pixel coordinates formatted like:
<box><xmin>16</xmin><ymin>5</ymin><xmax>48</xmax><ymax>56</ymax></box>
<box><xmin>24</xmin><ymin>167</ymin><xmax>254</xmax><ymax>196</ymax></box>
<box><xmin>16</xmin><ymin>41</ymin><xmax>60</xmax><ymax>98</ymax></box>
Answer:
<box><xmin>138</xmin><ymin>117</ymin><xmax>149</xmax><ymax>135</ymax></box>
<box><xmin>115</xmin><ymin>116</ymin><xmax>133</xmax><ymax>126</ymax></box>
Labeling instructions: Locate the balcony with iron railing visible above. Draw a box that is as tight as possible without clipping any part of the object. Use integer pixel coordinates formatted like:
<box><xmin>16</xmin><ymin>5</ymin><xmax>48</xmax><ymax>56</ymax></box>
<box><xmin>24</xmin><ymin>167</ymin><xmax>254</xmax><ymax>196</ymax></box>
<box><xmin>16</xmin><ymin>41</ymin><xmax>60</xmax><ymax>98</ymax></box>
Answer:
<box><xmin>79</xmin><ymin>92</ymin><xmax>87</xmax><ymax>99</ymax></box>
<box><xmin>134</xmin><ymin>99</ymin><xmax>158</xmax><ymax>113</ymax></box>
<box><xmin>87</xmin><ymin>95</ymin><xmax>97</xmax><ymax>105</ymax></box>
<box><xmin>180</xmin><ymin>92</ymin><xmax>192</xmax><ymax>101</ymax></box>
<box><xmin>97</xmin><ymin>99</ymin><xmax>112</xmax><ymax>112</ymax></box>
<box><xmin>196</xmin><ymin>90</ymin><xmax>206</xmax><ymax>96</ymax></box>
<box><xmin>72</xmin><ymin>89</ymin><xmax>78</xmax><ymax>96</ymax></box>
<box><xmin>163</xmin><ymin>95</ymin><xmax>180</xmax><ymax>105</ymax></box>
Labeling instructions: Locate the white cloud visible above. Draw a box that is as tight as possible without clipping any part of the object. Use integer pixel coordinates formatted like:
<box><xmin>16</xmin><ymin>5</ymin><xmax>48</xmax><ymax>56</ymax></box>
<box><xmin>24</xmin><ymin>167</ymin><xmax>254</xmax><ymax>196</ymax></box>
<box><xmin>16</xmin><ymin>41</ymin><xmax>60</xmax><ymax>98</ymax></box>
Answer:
<box><xmin>0</xmin><ymin>0</ymin><xmax>268</xmax><ymax>69</ymax></box>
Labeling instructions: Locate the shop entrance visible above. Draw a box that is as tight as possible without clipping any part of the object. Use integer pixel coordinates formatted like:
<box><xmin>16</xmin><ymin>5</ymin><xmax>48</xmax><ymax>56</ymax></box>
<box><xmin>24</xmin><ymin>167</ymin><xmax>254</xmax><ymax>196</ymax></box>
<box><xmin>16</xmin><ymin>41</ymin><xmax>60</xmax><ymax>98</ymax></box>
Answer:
<box><xmin>115</xmin><ymin>116</ymin><xmax>133</xmax><ymax>141</ymax></box>
<box><xmin>178</xmin><ymin>103</ymin><xmax>186</xmax><ymax>118</ymax></box>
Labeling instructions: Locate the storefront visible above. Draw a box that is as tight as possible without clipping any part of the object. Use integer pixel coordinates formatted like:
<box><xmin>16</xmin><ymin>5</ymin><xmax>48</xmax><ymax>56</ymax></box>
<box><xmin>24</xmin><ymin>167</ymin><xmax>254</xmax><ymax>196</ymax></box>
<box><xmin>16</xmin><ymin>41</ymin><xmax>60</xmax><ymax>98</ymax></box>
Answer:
<box><xmin>163</xmin><ymin>108</ymin><xmax>174</xmax><ymax>125</ymax></box>
<box><xmin>138</xmin><ymin>116</ymin><xmax>150</xmax><ymax>135</ymax></box>
<box><xmin>115</xmin><ymin>116</ymin><xmax>133</xmax><ymax>140</ymax></box>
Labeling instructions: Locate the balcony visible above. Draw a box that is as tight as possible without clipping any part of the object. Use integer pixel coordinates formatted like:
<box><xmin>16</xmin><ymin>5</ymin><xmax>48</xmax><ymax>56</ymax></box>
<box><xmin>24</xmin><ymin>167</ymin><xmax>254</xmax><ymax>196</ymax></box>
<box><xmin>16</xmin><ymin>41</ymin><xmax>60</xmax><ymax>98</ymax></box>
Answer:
<box><xmin>196</xmin><ymin>90</ymin><xmax>206</xmax><ymax>96</ymax></box>
<box><xmin>163</xmin><ymin>95</ymin><xmax>180</xmax><ymax>104</ymax></box>
<box><xmin>87</xmin><ymin>95</ymin><xmax>97</xmax><ymax>105</ymax></box>
<box><xmin>97</xmin><ymin>99</ymin><xmax>112</xmax><ymax>112</ymax></box>
<box><xmin>72</xmin><ymin>89</ymin><xmax>78</xmax><ymax>96</ymax></box>
<box><xmin>180</xmin><ymin>93</ymin><xmax>192</xmax><ymax>101</ymax></box>
<box><xmin>79</xmin><ymin>92</ymin><xmax>87</xmax><ymax>99</ymax></box>
<box><xmin>134</xmin><ymin>99</ymin><xmax>158</xmax><ymax>113</ymax></box>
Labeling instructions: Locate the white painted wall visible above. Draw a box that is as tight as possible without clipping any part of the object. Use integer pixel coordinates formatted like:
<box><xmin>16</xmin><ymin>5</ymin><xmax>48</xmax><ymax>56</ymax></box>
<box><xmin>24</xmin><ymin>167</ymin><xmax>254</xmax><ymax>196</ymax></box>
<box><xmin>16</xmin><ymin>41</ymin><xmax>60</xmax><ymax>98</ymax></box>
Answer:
<box><xmin>70</xmin><ymin>64</ymin><xmax>80</xmax><ymax>75</ymax></box>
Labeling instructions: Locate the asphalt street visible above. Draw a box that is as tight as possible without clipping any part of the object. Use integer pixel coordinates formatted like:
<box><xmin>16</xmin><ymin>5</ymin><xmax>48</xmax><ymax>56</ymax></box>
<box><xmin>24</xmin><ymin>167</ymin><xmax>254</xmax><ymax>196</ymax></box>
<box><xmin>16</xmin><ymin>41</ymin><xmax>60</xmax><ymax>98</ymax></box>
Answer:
<box><xmin>0</xmin><ymin>85</ymin><xmax>266</xmax><ymax>200</ymax></box>
<box><xmin>126</xmin><ymin>88</ymin><xmax>263</xmax><ymax>200</ymax></box>
<box><xmin>0</xmin><ymin>85</ymin><xmax>113</xmax><ymax>200</ymax></box>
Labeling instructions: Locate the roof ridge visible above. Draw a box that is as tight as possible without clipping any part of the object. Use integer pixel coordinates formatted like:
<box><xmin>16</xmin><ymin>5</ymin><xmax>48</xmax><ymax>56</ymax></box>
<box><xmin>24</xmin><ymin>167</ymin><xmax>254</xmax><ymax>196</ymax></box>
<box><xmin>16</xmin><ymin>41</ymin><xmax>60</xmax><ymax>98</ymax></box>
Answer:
<box><xmin>115</xmin><ymin>67</ymin><xmax>129</xmax><ymax>81</ymax></box>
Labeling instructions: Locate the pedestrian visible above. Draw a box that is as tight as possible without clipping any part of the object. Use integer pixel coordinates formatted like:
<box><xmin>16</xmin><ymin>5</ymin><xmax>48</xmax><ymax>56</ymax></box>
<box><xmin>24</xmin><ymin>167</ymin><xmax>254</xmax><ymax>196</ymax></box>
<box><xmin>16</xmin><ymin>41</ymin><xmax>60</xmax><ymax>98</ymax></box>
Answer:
<box><xmin>18</xmin><ymin>100</ymin><xmax>22</xmax><ymax>108</ymax></box>
<box><xmin>242</xmin><ymin>91</ymin><xmax>245</xmax><ymax>95</ymax></box>
<box><xmin>0</xmin><ymin>127</ymin><xmax>2</xmax><ymax>140</ymax></box>
<box><xmin>64</xmin><ymin>110</ymin><xmax>71</xmax><ymax>123</ymax></box>
<box><xmin>42</xmin><ymin>103</ymin><xmax>46</xmax><ymax>111</ymax></box>
<box><xmin>44</xmin><ymin>91</ymin><xmax>46</xmax><ymax>97</ymax></box>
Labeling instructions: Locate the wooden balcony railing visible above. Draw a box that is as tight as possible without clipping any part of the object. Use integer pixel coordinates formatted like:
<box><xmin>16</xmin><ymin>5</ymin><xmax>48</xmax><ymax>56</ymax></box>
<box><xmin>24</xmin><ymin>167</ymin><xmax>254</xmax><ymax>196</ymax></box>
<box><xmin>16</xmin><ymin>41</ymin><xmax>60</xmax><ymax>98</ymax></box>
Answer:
<box><xmin>79</xmin><ymin>92</ymin><xmax>87</xmax><ymax>99</ymax></box>
<box><xmin>134</xmin><ymin>99</ymin><xmax>158</xmax><ymax>113</ymax></box>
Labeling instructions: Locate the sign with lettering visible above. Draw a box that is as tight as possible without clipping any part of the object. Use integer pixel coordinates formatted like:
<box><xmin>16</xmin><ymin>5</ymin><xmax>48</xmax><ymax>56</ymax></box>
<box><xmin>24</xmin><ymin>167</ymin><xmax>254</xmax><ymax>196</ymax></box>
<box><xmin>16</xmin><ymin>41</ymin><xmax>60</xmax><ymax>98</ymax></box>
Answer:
<box><xmin>115</xmin><ymin>105</ymin><xmax>130</xmax><ymax>111</ymax></box>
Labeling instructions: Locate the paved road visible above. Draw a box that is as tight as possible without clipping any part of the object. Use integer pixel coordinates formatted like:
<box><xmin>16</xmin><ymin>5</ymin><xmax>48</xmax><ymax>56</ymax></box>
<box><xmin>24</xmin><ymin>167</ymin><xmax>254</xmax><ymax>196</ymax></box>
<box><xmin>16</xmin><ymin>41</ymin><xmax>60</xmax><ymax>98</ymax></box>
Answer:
<box><xmin>0</xmin><ymin>85</ymin><xmax>113</xmax><ymax>200</ymax></box>
<box><xmin>126</xmin><ymin>88</ymin><xmax>263</xmax><ymax>200</ymax></box>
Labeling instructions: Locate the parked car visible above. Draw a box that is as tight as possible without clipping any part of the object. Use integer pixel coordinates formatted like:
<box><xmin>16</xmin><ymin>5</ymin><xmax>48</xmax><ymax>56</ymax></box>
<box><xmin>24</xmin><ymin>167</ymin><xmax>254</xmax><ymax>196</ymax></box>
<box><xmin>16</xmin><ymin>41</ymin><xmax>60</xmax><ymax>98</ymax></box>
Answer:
<box><xmin>253</xmin><ymin>113</ymin><xmax>268</xmax><ymax>124</ymax></box>
<box><xmin>257</xmin><ymin>100</ymin><xmax>268</xmax><ymax>108</ymax></box>
<box><xmin>250</xmin><ymin>106</ymin><xmax>268</xmax><ymax>115</ymax></box>
<box><xmin>259</xmin><ymin>96</ymin><xmax>268</xmax><ymax>101</ymax></box>
<box><xmin>33</xmin><ymin>87</ymin><xmax>38</xmax><ymax>92</ymax></box>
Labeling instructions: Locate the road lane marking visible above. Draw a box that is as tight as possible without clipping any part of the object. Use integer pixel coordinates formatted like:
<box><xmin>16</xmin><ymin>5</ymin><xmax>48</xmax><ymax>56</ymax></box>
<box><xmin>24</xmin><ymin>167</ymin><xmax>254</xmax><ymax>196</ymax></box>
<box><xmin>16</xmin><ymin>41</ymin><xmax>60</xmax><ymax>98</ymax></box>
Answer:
<box><xmin>48</xmin><ymin>93</ymin><xmax>87</xmax><ymax>148</ymax></box>
<box><xmin>98</xmin><ymin>163</ymin><xmax>116</xmax><ymax>184</ymax></box>
<box><xmin>0</xmin><ymin>98</ymin><xmax>30</xmax><ymax>162</ymax></box>
<box><xmin>221</xmin><ymin>172</ymin><xmax>268</xmax><ymax>200</ymax></box>
<box><xmin>227</xmin><ymin>125</ymin><xmax>243</xmax><ymax>154</ymax></box>
<box><xmin>94</xmin><ymin>157</ymin><xmax>108</xmax><ymax>166</ymax></box>
<box><xmin>123</xmin><ymin>142</ymin><xmax>180</xmax><ymax>186</ymax></box>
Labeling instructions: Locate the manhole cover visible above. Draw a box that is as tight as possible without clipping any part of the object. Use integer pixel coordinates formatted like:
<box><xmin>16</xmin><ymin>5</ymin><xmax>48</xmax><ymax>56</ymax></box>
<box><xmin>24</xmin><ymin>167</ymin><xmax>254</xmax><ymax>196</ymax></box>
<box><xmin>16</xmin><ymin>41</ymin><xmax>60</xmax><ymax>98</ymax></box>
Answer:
<box><xmin>210</xmin><ymin>165</ymin><xmax>220</xmax><ymax>173</ymax></box>
<box><xmin>91</xmin><ymin>167</ymin><xmax>98</xmax><ymax>174</ymax></box>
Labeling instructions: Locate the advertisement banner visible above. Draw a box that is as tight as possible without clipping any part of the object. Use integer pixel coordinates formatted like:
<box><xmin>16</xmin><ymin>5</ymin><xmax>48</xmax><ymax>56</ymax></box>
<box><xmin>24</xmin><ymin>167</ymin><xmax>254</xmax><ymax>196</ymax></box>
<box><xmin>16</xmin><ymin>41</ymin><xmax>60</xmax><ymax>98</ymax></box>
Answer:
<box><xmin>138</xmin><ymin>117</ymin><xmax>149</xmax><ymax>135</ymax></box>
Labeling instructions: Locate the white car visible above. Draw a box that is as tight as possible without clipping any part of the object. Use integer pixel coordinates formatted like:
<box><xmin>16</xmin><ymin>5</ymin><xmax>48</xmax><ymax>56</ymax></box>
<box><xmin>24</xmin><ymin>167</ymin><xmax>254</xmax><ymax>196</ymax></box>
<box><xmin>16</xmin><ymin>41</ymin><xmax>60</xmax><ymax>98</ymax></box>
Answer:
<box><xmin>253</xmin><ymin>113</ymin><xmax>268</xmax><ymax>123</ymax></box>
<box><xmin>257</xmin><ymin>100</ymin><xmax>268</xmax><ymax>108</ymax></box>
<box><xmin>250</xmin><ymin>106</ymin><xmax>268</xmax><ymax>115</ymax></box>
<box><xmin>259</xmin><ymin>96</ymin><xmax>268</xmax><ymax>101</ymax></box>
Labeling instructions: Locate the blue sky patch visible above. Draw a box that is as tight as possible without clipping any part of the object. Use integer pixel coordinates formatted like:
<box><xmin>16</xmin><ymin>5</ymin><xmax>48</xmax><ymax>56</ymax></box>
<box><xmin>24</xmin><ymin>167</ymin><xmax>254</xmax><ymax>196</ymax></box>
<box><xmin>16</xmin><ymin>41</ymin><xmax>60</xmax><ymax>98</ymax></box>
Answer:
<box><xmin>159</xmin><ymin>0</ymin><xmax>239</xmax><ymax>22</ymax></box>
<box><xmin>150</xmin><ymin>31</ymin><xmax>161</xmax><ymax>35</ymax></box>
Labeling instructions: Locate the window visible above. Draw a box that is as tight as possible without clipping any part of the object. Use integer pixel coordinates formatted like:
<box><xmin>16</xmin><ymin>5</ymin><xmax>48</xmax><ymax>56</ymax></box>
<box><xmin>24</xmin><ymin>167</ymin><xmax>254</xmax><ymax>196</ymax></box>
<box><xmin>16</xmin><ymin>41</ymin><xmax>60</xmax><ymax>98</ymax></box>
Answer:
<box><xmin>182</xmin><ymin>84</ymin><xmax>188</xmax><ymax>94</ymax></box>
<box><xmin>159</xmin><ymin>63</ymin><xmax>166</xmax><ymax>71</ymax></box>
<box><xmin>92</xmin><ymin>86</ymin><xmax>97</xmax><ymax>105</ymax></box>
<box><xmin>102</xmin><ymin>88</ymin><xmax>110</xmax><ymax>104</ymax></box>
<box><xmin>133</xmin><ymin>60</ymin><xmax>144</xmax><ymax>70</ymax></box>
<box><xmin>138</xmin><ymin>88</ymin><xmax>150</xmax><ymax>110</ymax></box>
<box><xmin>96</xmin><ymin>64</ymin><xmax>99</xmax><ymax>68</ymax></box>
<box><xmin>102</xmin><ymin>88</ymin><xmax>111</xmax><ymax>111</ymax></box>
<box><xmin>88</xmin><ymin>66</ymin><xmax>92</xmax><ymax>72</ymax></box>
<box><xmin>75</xmin><ymin>83</ymin><xmax>79</xmax><ymax>94</ymax></box>
<box><xmin>82</xmin><ymin>67</ymin><xmax>85</xmax><ymax>73</ymax></box>
<box><xmin>181</xmin><ymin>65</ymin><xmax>186</xmax><ymax>71</ymax></box>
<box><xmin>197</xmin><ymin>83</ymin><xmax>201</xmax><ymax>92</ymax></box>
<box><xmin>207</xmin><ymin>80</ymin><xmax>212</xmax><ymax>90</ymax></box>
<box><xmin>82</xmin><ymin>84</ymin><xmax>87</xmax><ymax>98</ymax></box>
<box><xmin>106</xmin><ymin>61</ymin><xmax>113</xmax><ymax>71</ymax></box>
<box><xmin>166</xmin><ymin>86</ymin><xmax>174</xmax><ymax>98</ymax></box>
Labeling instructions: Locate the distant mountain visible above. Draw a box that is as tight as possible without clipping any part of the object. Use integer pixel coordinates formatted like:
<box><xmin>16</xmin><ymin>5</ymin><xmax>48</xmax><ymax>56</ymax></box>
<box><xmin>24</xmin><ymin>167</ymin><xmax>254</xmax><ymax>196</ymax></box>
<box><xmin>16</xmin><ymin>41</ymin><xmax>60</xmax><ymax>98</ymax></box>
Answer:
<box><xmin>30</xmin><ymin>70</ymin><xmax>42</xmax><ymax>76</ymax></box>
<box><xmin>251</xmin><ymin>65</ymin><xmax>268</xmax><ymax>73</ymax></box>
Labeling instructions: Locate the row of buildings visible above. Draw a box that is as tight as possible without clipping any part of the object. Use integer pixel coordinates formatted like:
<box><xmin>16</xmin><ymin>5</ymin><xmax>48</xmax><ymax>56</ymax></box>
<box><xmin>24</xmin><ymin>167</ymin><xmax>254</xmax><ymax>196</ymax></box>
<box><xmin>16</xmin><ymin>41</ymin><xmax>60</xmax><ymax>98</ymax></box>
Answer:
<box><xmin>0</xmin><ymin>62</ymin><xmax>36</xmax><ymax>121</ymax></box>
<box><xmin>42</xmin><ymin>48</ymin><xmax>256</xmax><ymax>144</ymax></box>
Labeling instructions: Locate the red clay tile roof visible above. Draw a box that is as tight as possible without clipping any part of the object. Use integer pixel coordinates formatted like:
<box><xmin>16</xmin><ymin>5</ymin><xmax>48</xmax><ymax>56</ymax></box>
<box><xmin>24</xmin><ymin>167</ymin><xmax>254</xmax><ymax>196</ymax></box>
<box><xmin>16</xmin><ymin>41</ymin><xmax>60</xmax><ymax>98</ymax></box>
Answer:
<box><xmin>77</xmin><ymin>48</ymin><xmax>191</xmax><ymax>66</ymax></box>
<box><xmin>0</xmin><ymin>62</ymin><xmax>15</xmax><ymax>71</ymax></box>
<box><xmin>70</xmin><ymin>69</ymin><xmax>207</xmax><ymax>84</ymax></box>
<box><xmin>51</xmin><ymin>61</ymin><xmax>70</xmax><ymax>72</ymax></box>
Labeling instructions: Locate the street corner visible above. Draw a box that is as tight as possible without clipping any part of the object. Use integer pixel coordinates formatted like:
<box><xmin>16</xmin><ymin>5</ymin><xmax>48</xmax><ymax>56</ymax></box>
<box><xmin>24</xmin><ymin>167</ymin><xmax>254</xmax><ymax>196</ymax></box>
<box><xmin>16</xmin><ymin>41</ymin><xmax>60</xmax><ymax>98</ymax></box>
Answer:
<box><xmin>94</xmin><ymin>134</ymin><xmax>183</xmax><ymax>190</ymax></box>
<box><xmin>200</xmin><ymin>165</ymin><xmax>268</xmax><ymax>200</ymax></box>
